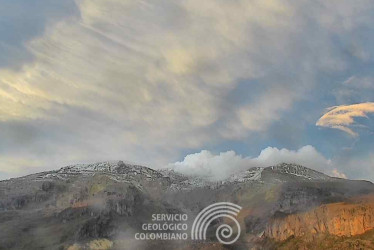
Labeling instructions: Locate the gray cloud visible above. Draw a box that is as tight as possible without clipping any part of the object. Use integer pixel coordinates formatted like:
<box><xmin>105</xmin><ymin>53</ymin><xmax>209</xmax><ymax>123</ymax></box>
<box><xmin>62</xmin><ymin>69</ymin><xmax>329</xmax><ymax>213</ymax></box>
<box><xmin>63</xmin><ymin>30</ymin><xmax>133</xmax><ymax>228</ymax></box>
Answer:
<box><xmin>333</xmin><ymin>76</ymin><xmax>374</xmax><ymax>104</ymax></box>
<box><xmin>0</xmin><ymin>0</ymin><xmax>78</xmax><ymax>69</ymax></box>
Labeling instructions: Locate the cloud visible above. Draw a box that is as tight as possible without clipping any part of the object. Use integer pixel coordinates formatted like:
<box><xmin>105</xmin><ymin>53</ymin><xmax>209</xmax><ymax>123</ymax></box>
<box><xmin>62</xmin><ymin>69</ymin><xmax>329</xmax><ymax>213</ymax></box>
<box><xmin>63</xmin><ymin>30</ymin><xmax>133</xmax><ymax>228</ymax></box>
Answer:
<box><xmin>0</xmin><ymin>0</ymin><xmax>374</xmax><ymax>177</ymax></box>
<box><xmin>343</xmin><ymin>76</ymin><xmax>374</xmax><ymax>89</ymax></box>
<box><xmin>169</xmin><ymin>145</ymin><xmax>337</xmax><ymax>180</ymax></box>
<box><xmin>330</xmin><ymin>151</ymin><xmax>374</xmax><ymax>181</ymax></box>
<box><xmin>316</xmin><ymin>102</ymin><xmax>374</xmax><ymax>136</ymax></box>
<box><xmin>333</xmin><ymin>76</ymin><xmax>374</xmax><ymax>104</ymax></box>
<box><xmin>331</xmin><ymin>169</ymin><xmax>347</xmax><ymax>179</ymax></box>
<box><xmin>0</xmin><ymin>155</ymin><xmax>45</xmax><ymax>179</ymax></box>
<box><xmin>168</xmin><ymin>150</ymin><xmax>249</xmax><ymax>180</ymax></box>
<box><xmin>0</xmin><ymin>0</ymin><xmax>77</xmax><ymax>69</ymax></box>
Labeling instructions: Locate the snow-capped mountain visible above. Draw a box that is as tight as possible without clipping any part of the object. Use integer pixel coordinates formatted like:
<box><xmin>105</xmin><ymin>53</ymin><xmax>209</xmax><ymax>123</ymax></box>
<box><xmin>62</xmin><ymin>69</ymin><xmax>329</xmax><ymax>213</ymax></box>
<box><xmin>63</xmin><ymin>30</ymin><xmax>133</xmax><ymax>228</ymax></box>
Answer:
<box><xmin>227</xmin><ymin>167</ymin><xmax>264</xmax><ymax>183</ymax></box>
<box><xmin>33</xmin><ymin>161</ymin><xmax>334</xmax><ymax>191</ymax></box>
<box><xmin>1</xmin><ymin>160</ymin><xmax>373</xmax><ymax>250</ymax></box>
<box><xmin>264</xmin><ymin>163</ymin><xmax>331</xmax><ymax>180</ymax></box>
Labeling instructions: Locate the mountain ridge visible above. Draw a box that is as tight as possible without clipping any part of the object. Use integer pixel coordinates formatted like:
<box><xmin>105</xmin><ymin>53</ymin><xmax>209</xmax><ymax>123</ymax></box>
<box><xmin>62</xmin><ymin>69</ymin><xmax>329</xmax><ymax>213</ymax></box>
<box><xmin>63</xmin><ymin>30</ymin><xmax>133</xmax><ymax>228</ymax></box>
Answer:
<box><xmin>1</xmin><ymin>161</ymin><xmax>374</xmax><ymax>249</ymax></box>
<box><xmin>13</xmin><ymin>161</ymin><xmax>339</xmax><ymax>184</ymax></box>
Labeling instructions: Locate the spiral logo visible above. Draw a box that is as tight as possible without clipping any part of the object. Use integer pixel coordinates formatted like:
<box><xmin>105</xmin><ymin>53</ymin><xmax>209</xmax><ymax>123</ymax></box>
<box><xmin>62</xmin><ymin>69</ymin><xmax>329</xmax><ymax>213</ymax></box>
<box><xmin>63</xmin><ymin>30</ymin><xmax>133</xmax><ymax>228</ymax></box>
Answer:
<box><xmin>191</xmin><ymin>202</ymin><xmax>242</xmax><ymax>245</ymax></box>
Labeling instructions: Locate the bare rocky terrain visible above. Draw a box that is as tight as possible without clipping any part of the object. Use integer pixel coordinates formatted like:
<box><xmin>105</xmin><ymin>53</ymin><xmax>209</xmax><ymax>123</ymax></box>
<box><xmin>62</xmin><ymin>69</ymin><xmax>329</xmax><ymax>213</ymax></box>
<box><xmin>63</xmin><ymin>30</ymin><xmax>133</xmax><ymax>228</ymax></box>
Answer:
<box><xmin>1</xmin><ymin>161</ymin><xmax>374</xmax><ymax>249</ymax></box>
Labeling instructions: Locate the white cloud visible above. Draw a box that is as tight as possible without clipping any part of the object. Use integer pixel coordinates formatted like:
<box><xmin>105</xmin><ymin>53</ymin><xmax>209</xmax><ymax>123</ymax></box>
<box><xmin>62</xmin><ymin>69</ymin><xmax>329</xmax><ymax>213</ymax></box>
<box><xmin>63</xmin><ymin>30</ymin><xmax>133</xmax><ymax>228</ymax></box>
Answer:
<box><xmin>169</xmin><ymin>145</ymin><xmax>337</xmax><ymax>180</ymax></box>
<box><xmin>316</xmin><ymin>102</ymin><xmax>374</xmax><ymax>136</ymax></box>
<box><xmin>168</xmin><ymin>150</ymin><xmax>250</xmax><ymax>180</ymax></box>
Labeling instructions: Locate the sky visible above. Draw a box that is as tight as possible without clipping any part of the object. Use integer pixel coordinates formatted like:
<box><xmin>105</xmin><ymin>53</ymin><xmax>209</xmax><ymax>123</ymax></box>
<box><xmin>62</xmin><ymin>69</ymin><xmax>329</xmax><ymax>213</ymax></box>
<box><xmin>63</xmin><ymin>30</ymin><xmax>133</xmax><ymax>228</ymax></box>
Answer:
<box><xmin>0</xmin><ymin>0</ymin><xmax>374</xmax><ymax>180</ymax></box>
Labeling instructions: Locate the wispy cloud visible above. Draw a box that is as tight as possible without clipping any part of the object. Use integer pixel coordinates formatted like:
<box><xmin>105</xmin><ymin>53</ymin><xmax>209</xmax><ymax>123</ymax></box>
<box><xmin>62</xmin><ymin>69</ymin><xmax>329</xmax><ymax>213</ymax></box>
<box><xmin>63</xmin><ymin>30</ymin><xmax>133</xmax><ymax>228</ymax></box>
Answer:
<box><xmin>0</xmin><ymin>0</ymin><xmax>374</xmax><ymax>177</ymax></box>
<box><xmin>316</xmin><ymin>102</ymin><xmax>374</xmax><ymax>136</ymax></box>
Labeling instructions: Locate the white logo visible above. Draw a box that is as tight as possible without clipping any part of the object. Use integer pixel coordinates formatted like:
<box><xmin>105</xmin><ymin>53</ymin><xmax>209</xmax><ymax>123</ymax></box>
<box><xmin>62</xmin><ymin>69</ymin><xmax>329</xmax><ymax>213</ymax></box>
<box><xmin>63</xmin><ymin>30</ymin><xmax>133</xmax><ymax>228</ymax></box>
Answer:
<box><xmin>191</xmin><ymin>202</ymin><xmax>242</xmax><ymax>245</ymax></box>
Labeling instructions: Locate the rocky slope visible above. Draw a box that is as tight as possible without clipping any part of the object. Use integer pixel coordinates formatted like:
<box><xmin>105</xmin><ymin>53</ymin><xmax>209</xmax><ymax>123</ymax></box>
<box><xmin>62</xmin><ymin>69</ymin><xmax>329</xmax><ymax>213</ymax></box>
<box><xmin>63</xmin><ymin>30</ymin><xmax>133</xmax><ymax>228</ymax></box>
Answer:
<box><xmin>266</xmin><ymin>199</ymin><xmax>374</xmax><ymax>241</ymax></box>
<box><xmin>1</xmin><ymin>161</ymin><xmax>374</xmax><ymax>249</ymax></box>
